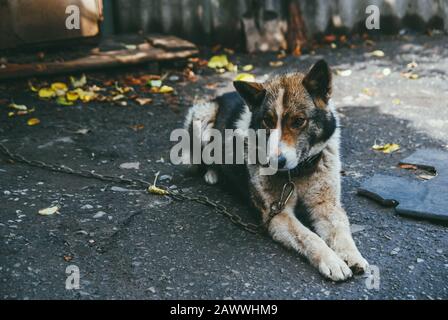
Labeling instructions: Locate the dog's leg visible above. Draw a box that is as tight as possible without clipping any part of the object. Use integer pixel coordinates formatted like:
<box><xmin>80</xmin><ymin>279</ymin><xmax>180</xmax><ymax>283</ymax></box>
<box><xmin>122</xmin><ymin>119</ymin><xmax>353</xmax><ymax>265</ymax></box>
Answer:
<box><xmin>301</xmin><ymin>183</ymin><xmax>369</xmax><ymax>274</ymax></box>
<box><xmin>204</xmin><ymin>168</ymin><xmax>218</xmax><ymax>185</ymax></box>
<box><xmin>267</xmin><ymin>207</ymin><xmax>353</xmax><ymax>281</ymax></box>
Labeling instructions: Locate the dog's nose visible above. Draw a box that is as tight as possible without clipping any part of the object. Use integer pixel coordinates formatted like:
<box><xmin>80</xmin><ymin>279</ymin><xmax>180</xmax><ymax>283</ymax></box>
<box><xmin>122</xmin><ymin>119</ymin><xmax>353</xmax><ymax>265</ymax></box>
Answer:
<box><xmin>278</xmin><ymin>154</ymin><xmax>287</xmax><ymax>168</ymax></box>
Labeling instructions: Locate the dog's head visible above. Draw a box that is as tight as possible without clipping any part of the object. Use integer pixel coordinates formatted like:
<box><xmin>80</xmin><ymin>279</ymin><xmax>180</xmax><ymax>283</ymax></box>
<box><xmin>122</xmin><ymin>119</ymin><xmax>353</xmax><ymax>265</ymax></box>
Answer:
<box><xmin>234</xmin><ymin>60</ymin><xmax>337</xmax><ymax>170</ymax></box>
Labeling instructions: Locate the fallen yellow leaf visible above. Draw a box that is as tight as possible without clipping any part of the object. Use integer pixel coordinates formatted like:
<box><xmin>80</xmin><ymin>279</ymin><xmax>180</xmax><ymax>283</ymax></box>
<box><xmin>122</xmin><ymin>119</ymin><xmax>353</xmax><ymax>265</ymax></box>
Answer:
<box><xmin>115</xmin><ymin>83</ymin><xmax>133</xmax><ymax>94</ymax></box>
<box><xmin>38</xmin><ymin>206</ymin><xmax>59</xmax><ymax>216</ymax></box>
<box><xmin>74</xmin><ymin>88</ymin><xmax>96</xmax><ymax>102</ymax></box>
<box><xmin>372</xmin><ymin>143</ymin><xmax>400</xmax><ymax>154</ymax></box>
<box><xmin>242</xmin><ymin>64</ymin><xmax>254</xmax><ymax>72</ymax></box>
<box><xmin>362</xmin><ymin>88</ymin><xmax>374</xmax><ymax>96</ymax></box>
<box><xmin>27</xmin><ymin>118</ymin><xmax>40</xmax><ymax>126</ymax></box>
<box><xmin>56</xmin><ymin>96</ymin><xmax>74</xmax><ymax>106</ymax></box>
<box><xmin>158</xmin><ymin>85</ymin><xmax>174</xmax><ymax>94</ymax></box>
<box><xmin>207</xmin><ymin>55</ymin><xmax>229</xmax><ymax>69</ymax></box>
<box><xmin>66</xmin><ymin>91</ymin><xmax>79</xmax><ymax>101</ymax></box>
<box><xmin>226</xmin><ymin>63</ymin><xmax>238</xmax><ymax>72</ymax></box>
<box><xmin>392</xmin><ymin>98</ymin><xmax>401</xmax><ymax>105</ymax></box>
<box><xmin>51</xmin><ymin>82</ymin><xmax>68</xmax><ymax>96</ymax></box>
<box><xmin>9</xmin><ymin>103</ymin><xmax>28</xmax><ymax>111</ymax></box>
<box><xmin>51</xmin><ymin>82</ymin><xmax>68</xmax><ymax>91</ymax></box>
<box><xmin>70</xmin><ymin>74</ymin><xmax>87</xmax><ymax>88</ymax></box>
<box><xmin>38</xmin><ymin>87</ymin><xmax>56</xmax><ymax>99</ymax></box>
<box><xmin>234</xmin><ymin>73</ymin><xmax>255</xmax><ymax>82</ymax></box>
<box><xmin>28</xmin><ymin>81</ymin><xmax>39</xmax><ymax>92</ymax></box>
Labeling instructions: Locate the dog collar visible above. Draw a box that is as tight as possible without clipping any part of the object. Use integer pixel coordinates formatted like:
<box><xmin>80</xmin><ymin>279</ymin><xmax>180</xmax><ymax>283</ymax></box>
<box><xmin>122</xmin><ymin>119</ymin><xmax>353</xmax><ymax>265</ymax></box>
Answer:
<box><xmin>280</xmin><ymin>152</ymin><xmax>323</xmax><ymax>177</ymax></box>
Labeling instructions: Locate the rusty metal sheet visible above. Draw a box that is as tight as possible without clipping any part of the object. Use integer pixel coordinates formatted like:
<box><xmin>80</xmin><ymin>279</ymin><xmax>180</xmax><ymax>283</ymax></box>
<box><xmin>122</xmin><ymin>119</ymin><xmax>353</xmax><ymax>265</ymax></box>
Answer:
<box><xmin>0</xmin><ymin>0</ymin><xmax>102</xmax><ymax>50</ymax></box>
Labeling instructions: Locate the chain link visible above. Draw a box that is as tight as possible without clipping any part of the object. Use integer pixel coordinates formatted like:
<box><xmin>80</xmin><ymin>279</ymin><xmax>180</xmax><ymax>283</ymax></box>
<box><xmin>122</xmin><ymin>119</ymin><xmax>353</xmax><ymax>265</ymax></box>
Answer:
<box><xmin>0</xmin><ymin>142</ymin><xmax>264</xmax><ymax>235</ymax></box>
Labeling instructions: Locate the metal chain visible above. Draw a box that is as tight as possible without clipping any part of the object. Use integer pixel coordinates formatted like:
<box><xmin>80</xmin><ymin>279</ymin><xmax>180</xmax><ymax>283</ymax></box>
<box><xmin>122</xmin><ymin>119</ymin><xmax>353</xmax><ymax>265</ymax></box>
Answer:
<box><xmin>0</xmin><ymin>142</ymin><xmax>263</xmax><ymax>234</ymax></box>
<box><xmin>169</xmin><ymin>190</ymin><xmax>262</xmax><ymax>234</ymax></box>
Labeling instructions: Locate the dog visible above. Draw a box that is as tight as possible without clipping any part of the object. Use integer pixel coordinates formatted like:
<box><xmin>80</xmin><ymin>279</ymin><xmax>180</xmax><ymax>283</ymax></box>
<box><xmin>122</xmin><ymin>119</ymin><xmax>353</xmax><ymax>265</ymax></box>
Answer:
<box><xmin>183</xmin><ymin>60</ymin><xmax>368</xmax><ymax>281</ymax></box>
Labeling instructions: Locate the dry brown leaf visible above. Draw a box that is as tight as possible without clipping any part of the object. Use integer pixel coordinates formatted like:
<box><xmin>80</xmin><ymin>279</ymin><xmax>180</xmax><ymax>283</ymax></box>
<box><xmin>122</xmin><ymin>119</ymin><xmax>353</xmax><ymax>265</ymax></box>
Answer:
<box><xmin>130</xmin><ymin>124</ymin><xmax>145</xmax><ymax>131</ymax></box>
<box><xmin>398</xmin><ymin>163</ymin><xmax>418</xmax><ymax>170</ymax></box>
<box><xmin>205</xmin><ymin>83</ymin><xmax>217</xmax><ymax>89</ymax></box>
<box><xmin>269</xmin><ymin>61</ymin><xmax>284</xmax><ymax>67</ymax></box>
<box><xmin>135</xmin><ymin>98</ymin><xmax>152</xmax><ymax>106</ymax></box>
<box><xmin>402</xmin><ymin>72</ymin><xmax>419</xmax><ymax>80</ymax></box>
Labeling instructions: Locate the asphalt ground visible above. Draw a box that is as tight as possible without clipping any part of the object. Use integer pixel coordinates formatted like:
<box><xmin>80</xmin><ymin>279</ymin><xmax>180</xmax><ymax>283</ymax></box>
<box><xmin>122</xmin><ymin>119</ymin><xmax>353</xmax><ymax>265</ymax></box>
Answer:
<box><xmin>0</xmin><ymin>34</ymin><xmax>447</xmax><ymax>299</ymax></box>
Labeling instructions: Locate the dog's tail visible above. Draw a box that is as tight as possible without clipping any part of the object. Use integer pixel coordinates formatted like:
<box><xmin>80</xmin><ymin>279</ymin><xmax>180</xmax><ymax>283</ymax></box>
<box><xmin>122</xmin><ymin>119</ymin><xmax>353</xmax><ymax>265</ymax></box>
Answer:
<box><xmin>183</xmin><ymin>99</ymin><xmax>219</xmax><ymax>166</ymax></box>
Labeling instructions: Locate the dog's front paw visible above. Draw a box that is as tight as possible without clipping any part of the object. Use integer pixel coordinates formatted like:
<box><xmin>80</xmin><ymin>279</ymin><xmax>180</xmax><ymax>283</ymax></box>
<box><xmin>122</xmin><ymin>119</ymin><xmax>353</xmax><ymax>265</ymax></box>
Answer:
<box><xmin>331</xmin><ymin>234</ymin><xmax>369</xmax><ymax>275</ymax></box>
<box><xmin>317</xmin><ymin>249</ymin><xmax>353</xmax><ymax>282</ymax></box>
<box><xmin>344</xmin><ymin>252</ymin><xmax>369</xmax><ymax>275</ymax></box>
<box><xmin>204</xmin><ymin>169</ymin><xmax>218</xmax><ymax>185</ymax></box>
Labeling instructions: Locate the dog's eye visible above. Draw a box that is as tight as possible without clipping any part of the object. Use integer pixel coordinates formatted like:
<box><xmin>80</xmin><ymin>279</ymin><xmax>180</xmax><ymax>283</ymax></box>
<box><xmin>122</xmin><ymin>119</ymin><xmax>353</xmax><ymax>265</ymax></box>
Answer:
<box><xmin>292</xmin><ymin>117</ymin><xmax>307</xmax><ymax>129</ymax></box>
<box><xmin>262</xmin><ymin>113</ymin><xmax>275</xmax><ymax>128</ymax></box>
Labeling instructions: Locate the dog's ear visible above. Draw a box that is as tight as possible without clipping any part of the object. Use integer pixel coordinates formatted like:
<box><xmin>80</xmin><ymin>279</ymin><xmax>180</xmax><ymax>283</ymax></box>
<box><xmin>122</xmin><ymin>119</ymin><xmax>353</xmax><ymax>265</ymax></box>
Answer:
<box><xmin>233</xmin><ymin>81</ymin><xmax>266</xmax><ymax>111</ymax></box>
<box><xmin>302</xmin><ymin>60</ymin><xmax>332</xmax><ymax>108</ymax></box>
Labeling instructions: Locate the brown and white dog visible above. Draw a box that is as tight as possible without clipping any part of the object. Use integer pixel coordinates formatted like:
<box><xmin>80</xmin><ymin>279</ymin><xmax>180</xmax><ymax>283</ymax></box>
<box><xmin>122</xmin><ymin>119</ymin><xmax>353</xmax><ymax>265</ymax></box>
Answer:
<box><xmin>184</xmin><ymin>60</ymin><xmax>368</xmax><ymax>281</ymax></box>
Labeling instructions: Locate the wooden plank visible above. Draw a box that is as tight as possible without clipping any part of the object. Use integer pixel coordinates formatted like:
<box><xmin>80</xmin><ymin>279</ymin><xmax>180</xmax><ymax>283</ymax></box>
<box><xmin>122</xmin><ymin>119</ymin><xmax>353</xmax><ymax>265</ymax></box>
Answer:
<box><xmin>147</xmin><ymin>35</ymin><xmax>197</xmax><ymax>51</ymax></box>
<box><xmin>0</xmin><ymin>36</ymin><xmax>198</xmax><ymax>80</ymax></box>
